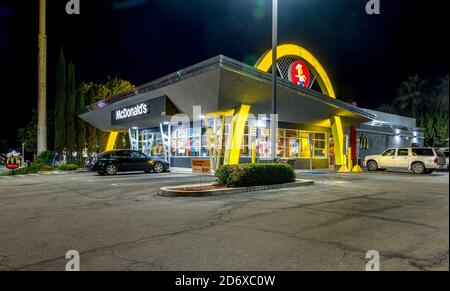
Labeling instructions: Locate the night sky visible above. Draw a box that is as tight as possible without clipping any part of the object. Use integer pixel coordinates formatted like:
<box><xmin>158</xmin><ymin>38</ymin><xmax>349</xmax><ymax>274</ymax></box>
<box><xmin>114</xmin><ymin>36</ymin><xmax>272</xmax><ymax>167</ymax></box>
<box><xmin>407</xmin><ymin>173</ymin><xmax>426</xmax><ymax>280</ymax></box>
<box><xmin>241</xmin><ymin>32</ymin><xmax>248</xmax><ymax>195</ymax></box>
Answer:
<box><xmin>0</xmin><ymin>0</ymin><xmax>448</xmax><ymax>146</ymax></box>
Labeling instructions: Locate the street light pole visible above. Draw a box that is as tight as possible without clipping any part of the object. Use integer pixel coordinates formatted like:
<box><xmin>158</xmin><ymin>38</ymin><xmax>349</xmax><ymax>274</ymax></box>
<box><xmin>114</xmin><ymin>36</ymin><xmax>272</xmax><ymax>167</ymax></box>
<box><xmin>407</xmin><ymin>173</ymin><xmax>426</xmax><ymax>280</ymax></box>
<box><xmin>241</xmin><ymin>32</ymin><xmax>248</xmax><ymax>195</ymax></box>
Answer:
<box><xmin>37</xmin><ymin>0</ymin><xmax>47</xmax><ymax>155</ymax></box>
<box><xmin>271</xmin><ymin>0</ymin><xmax>278</xmax><ymax>162</ymax></box>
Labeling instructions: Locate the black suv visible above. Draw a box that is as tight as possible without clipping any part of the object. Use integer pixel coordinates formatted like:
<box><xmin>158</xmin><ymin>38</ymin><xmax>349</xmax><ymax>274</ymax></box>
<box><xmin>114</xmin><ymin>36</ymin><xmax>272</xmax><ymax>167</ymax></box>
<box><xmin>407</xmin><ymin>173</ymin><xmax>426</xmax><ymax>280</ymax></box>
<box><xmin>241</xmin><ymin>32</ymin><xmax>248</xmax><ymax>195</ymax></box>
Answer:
<box><xmin>88</xmin><ymin>150</ymin><xmax>169</xmax><ymax>175</ymax></box>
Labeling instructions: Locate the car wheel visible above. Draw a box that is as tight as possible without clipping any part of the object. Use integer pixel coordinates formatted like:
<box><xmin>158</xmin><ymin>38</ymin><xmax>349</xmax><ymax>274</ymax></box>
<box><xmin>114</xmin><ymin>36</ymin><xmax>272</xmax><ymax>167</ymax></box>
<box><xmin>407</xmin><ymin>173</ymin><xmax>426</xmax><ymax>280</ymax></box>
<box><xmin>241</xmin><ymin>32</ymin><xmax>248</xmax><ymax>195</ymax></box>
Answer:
<box><xmin>153</xmin><ymin>162</ymin><xmax>165</xmax><ymax>173</ymax></box>
<box><xmin>411</xmin><ymin>162</ymin><xmax>425</xmax><ymax>174</ymax></box>
<box><xmin>106</xmin><ymin>164</ymin><xmax>118</xmax><ymax>175</ymax></box>
<box><xmin>367</xmin><ymin>160</ymin><xmax>378</xmax><ymax>171</ymax></box>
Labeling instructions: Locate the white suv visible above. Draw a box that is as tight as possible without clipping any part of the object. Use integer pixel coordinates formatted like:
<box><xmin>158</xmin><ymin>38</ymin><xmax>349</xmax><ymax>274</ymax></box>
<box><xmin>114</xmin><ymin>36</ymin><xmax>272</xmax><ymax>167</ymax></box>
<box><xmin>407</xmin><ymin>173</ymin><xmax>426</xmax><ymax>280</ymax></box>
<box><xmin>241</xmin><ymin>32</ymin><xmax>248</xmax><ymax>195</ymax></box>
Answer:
<box><xmin>363</xmin><ymin>147</ymin><xmax>447</xmax><ymax>174</ymax></box>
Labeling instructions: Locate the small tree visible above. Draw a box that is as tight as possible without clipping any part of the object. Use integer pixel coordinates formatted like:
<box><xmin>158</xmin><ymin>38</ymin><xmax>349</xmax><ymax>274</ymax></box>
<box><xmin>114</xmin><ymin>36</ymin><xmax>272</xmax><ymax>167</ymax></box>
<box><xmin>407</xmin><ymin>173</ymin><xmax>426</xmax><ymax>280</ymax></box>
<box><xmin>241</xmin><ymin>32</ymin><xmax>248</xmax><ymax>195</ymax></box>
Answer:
<box><xmin>85</xmin><ymin>85</ymin><xmax>98</xmax><ymax>154</ymax></box>
<box><xmin>75</xmin><ymin>83</ymin><xmax>91</xmax><ymax>163</ymax></box>
<box><xmin>393</xmin><ymin>75</ymin><xmax>428</xmax><ymax>117</ymax></box>
<box><xmin>18</xmin><ymin>109</ymin><xmax>38</xmax><ymax>154</ymax></box>
<box><xmin>55</xmin><ymin>47</ymin><xmax>67</xmax><ymax>158</ymax></box>
<box><xmin>66</xmin><ymin>61</ymin><xmax>76</xmax><ymax>160</ymax></box>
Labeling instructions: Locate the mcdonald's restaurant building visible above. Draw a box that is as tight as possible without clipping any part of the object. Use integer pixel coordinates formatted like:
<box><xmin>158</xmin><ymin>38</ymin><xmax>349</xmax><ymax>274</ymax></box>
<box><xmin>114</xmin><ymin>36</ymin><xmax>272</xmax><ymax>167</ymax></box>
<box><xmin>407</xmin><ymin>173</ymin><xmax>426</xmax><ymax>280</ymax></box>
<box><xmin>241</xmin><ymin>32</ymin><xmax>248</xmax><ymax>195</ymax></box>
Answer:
<box><xmin>79</xmin><ymin>44</ymin><xmax>424</xmax><ymax>170</ymax></box>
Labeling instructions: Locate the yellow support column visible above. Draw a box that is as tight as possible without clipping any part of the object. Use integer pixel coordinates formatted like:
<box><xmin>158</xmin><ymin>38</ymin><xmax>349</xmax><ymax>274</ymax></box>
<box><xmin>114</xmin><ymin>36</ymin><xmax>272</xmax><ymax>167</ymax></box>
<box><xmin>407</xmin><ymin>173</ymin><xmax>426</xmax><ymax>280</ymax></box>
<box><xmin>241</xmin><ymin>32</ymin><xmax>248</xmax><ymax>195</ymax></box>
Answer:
<box><xmin>331</xmin><ymin>116</ymin><xmax>345</xmax><ymax>166</ymax></box>
<box><xmin>352</xmin><ymin>164</ymin><xmax>364</xmax><ymax>173</ymax></box>
<box><xmin>347</xmin><ymin>147</ymin><xmax>353</xmax><ymax>170</ymax></box>
<box><xmin>251</xmin><ymin>142</ymin><xmax>256</xmax><ymax>164</ymax></box>
<box><xmin>224</xmin><ymin>105</ymin><xmax>251</xmax><ymax>165</ymax></box>
<box><xmin>105</xmin><ymin>132</ymin><xmax>119</xmax><ymax>152</ymax></box>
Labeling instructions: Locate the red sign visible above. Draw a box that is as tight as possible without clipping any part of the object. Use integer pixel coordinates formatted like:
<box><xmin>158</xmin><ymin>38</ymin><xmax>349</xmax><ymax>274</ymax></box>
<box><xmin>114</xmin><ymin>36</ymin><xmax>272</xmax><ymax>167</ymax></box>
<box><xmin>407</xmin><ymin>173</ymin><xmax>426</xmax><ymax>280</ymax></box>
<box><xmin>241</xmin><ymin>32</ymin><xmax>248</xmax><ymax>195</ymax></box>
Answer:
<box><xmin>289</xmin><ymin>61</ymin><xmax>311</xmax><ymax>88</ymax></box>
<box><xmin>6</xmin><ymin>164</ymin><xmax>19</xmax><ymax>170</ymax></box>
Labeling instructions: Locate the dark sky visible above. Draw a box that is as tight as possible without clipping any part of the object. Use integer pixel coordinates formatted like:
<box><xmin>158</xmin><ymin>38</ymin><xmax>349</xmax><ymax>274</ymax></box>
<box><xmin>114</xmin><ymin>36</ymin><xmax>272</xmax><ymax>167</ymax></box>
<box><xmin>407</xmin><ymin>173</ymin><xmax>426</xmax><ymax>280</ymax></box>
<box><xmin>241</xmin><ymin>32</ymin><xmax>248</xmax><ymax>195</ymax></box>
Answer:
<box><xmin>0</xmin><ymin>0</ymin><xmax>448</xmax><ymax>145</ymax></box>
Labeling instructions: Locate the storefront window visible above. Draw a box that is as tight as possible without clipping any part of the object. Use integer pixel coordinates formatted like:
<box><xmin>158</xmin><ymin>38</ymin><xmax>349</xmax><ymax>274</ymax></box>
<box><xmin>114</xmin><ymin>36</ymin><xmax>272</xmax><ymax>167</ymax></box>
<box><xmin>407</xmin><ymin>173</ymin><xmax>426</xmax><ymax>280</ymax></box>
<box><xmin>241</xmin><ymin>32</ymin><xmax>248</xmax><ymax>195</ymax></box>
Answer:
<box><xmin>169</xmin><ymin>124</ymin><xmax>327</xmax><ymax>160</ymax></box>
<box><xmin>171</xmin><ymin>127</ymin><xmax>208</xmax><ymax>157</ymax></box>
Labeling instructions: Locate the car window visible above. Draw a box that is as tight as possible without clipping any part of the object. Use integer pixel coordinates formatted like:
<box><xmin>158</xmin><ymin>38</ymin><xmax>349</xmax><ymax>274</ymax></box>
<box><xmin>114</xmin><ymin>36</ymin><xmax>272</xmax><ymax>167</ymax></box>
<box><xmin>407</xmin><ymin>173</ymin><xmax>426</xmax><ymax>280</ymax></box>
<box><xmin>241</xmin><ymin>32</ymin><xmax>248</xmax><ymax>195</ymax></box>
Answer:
<box><xmin>411</xmin><ymin>148</ymin><xmax>434</xmax><ymax>156</ymax></box>
<box><xmin>397</xmin><ymin>149</ymin><xmax>409</xmax><ymax>156</ymax></box>
<box><xmin>131</xmin><ymin>151</ymin><xmax>146</xmax><ymax>159</ymax></box>
<box><xmin>382</xmin><ymin>149</ymin><xmax>396</xmax><ymax>156</ymax></box>
<box><xmin>436</xmin><ymin>150</ymin><xmax>445</xmax><ymax>157</ymax></box>
<box><xmin>116</xmin><ymin>150</ymin><xmax>131</xmax><ymax>157</ymax></box>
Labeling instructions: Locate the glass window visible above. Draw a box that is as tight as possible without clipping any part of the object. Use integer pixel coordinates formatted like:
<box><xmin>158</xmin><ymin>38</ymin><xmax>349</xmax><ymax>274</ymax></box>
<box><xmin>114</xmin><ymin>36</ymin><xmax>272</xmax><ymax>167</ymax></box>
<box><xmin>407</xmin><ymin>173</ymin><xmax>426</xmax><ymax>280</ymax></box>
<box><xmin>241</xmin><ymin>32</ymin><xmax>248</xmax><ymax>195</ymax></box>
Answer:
<box><xmin>412</xmin><ymin>148</ymin><xmax>434</xmax><ymax>156</ymax></box>
<box><xmin>131</xmin><ymin>151</ymin><xmax>146</xmax><ymax>159</ymax></box>
<box><xmin>382</xmin><ymin>149</ymin><xmax>396</xmax><ymax>156</ymax></box>
<box><xmin>397</xmin><ymin>149</ymin><xmax>409</xmax><ymax>156</ymax></box>
<box><xmin>285</xmin><ymin>130</ymin><xmax>299</xmax><ymax>158</ymax></box>
<box><xmin>117</xmin><ymin>150</ymin><xmax>132</xmax><ymax>157</ymax></box>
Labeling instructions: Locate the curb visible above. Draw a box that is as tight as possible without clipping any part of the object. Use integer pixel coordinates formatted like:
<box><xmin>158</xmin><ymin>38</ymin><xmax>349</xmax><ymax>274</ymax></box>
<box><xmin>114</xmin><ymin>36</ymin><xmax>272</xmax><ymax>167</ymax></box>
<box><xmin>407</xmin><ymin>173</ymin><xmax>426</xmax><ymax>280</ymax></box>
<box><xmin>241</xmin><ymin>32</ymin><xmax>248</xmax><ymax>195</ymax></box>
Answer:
<box><xmin>159</xmin><ymin>179</ymin><xmax>314</xmax><ymax>197</ymax></box>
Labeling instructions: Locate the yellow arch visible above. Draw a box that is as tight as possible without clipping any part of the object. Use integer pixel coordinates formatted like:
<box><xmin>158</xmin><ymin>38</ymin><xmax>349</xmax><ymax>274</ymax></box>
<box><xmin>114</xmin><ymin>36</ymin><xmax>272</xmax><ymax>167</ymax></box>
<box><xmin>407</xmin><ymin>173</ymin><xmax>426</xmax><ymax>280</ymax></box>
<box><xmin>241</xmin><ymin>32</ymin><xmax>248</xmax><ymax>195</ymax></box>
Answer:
<box><xmin>106</xmin><ymin>131</ymin><xmax>119</xmax><ymax>152</ymax></box>
<box><xmin>254</xmin><ymin>44</ymin><xmax>345</xmax><ymax>166</ymax></box>
<box><xmin>255</xmin><ymin>44</ymin><xmax>336</xmax><ymax>98</ymax></box>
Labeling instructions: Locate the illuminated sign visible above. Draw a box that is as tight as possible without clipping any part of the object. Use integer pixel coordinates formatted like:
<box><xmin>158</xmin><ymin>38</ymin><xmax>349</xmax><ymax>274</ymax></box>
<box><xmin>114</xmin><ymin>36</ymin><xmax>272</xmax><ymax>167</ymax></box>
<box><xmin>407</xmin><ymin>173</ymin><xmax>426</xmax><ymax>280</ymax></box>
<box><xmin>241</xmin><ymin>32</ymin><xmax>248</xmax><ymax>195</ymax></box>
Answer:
<box><xmin>112</xmin><ymin>102</ymin><xmax>150</xmax><ymax>124</ymax></box>
<box><xmin>288</xmin><ymin>61</ymin><xmax>311</xmax><ymax>88</ymax></box>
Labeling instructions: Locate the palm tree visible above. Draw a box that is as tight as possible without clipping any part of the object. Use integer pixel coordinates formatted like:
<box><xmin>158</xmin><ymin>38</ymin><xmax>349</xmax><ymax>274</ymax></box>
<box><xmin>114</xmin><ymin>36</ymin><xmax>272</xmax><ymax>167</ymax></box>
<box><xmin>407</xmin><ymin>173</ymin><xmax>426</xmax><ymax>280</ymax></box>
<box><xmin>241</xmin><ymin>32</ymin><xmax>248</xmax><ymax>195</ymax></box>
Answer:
<box><xmin>434</xmin><ymin>75</ymin><xmax>449</xmax><ymax>111</ymax></box>
<box><xmin>393</xmin><ymin>75</ymin><xmax>428</xmax><ymax>117</ymax></box>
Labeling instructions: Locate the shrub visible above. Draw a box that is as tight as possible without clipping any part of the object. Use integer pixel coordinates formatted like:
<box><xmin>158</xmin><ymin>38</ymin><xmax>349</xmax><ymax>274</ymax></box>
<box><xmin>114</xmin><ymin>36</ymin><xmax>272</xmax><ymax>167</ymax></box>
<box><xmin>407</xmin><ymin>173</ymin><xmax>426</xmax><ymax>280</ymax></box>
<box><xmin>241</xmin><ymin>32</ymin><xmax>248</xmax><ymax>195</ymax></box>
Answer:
<box><xmin>58</xmin><ymin>164</ymin><xmax>68</xmax><ymax>171</ymax></box>
<box><xmin>57</xmin><ymin>164</ymin><xmax>79</xmax><ymax>171</ymax></box>
<box><xmin>66</xmin><ymin>164</ymin><xmax>79</xmax><ymax>171</ymax></box>
<box><xmin>9</xmin><ymin>163</ymin><xmax>43</xmax><ymax>175</ymax></box>
<box><xmin>36</xmin><ymin>150</ymin><xmax>53</xmax><ymax>165</ymax></box>
<box><xmin>215</xmin><ymin>163</ymin><xmax>296</xmax><ymax>187</ymax></box>
<box><xmin>41</xmin><ymin>165</ymin><xmax>54</xmax><ymax>171</ymax></box>
<box><xmin>215</xmin><ymin>165</ymin><xmax>234</xmax><ymax>185</ymax></box>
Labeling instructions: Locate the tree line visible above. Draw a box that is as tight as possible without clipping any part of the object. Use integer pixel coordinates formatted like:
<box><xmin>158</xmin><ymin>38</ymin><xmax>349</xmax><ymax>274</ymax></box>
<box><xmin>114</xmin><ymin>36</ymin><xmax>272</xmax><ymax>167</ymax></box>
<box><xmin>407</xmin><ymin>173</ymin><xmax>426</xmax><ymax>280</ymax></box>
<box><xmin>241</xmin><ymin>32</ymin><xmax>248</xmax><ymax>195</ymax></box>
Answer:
<box><xmin>378</xmin><ymin>75</ymin><xmax>449</xmax><ymax>147</ymax></box>
<box><xmin>18</xmin><ymin>47</ymin><xmax>134</xmax><ymax>162</ymax></box>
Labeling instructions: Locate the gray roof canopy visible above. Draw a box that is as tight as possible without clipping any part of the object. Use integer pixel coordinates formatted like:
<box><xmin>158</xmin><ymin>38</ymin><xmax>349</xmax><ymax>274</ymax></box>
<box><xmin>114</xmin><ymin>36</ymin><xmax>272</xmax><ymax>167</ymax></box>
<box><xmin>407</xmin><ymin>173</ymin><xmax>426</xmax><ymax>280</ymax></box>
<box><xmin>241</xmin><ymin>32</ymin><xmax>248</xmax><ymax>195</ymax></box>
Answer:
<box><xmin>79</xmin><ymin>56</ymin><xmax>375</xmax><ymax>132</ymax></box>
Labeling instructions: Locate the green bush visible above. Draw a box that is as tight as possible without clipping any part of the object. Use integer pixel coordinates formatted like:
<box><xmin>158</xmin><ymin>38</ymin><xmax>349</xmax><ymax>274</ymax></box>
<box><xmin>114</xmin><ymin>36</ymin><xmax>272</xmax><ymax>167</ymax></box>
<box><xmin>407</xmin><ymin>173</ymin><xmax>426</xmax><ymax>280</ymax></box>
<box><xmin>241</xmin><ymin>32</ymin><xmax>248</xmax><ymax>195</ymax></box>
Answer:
<box><xmin>41</xmin><ymin>165</ymin><xmax>54</xmax><ymax>171</ymax></box>
<box><xmin>57</xmin><ymin>164</ymin><xmax>68</xmax><ymax>171</ymax></box>
<box><xmin>57</xmin><ymin>163</ymin><xmax>79</xmax><ymax>171</ymax></box>
<box><xmin>215</xmin><ymin>163</ymin><xmax>296</xmax><ymax>187</ymax></box>
<box><xmin>36</xmin><ymin>150</ymin><xmax>53</xmax><ymax>165</ymax></box>
<box><xmin>66</xmin><ymin>164</ymin><xmax>79</xmax><ymax>171</ymax></box>
<box><xmin>9</xmin><ymin>163</ymin><xmax>43</xmax><ymax>175</ymax></box>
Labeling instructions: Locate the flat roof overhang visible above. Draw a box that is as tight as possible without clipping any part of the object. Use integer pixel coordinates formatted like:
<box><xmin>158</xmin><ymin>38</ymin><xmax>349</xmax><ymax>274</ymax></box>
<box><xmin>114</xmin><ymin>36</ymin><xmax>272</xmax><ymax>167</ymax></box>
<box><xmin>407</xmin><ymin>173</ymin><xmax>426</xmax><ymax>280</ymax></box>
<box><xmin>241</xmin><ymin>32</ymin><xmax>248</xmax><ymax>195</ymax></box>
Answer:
<box><xmin>79</xmin><ymin>55</ymin><xmax>376</xmax><ymax>132</ymax></box>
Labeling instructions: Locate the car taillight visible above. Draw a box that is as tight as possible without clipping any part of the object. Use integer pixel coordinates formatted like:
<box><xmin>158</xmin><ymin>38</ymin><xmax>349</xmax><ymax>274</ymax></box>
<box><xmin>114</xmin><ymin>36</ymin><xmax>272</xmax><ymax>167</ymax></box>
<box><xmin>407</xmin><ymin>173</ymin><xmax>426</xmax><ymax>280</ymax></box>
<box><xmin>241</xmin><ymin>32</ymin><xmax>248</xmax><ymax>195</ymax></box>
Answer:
<box><xmin>434</xmin><ymin>157</ymin><xmax>439</xmax><ymax>165</ymax></box>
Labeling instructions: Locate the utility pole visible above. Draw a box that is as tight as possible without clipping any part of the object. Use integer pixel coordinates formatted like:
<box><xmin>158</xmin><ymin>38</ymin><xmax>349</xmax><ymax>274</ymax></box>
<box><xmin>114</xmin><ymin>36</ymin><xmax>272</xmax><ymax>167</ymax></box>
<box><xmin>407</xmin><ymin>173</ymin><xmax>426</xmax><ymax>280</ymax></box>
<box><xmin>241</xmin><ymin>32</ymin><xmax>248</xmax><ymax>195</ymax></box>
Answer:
<box><xmin>37</xmin><ymin>0</ymin><xmax>47</xmax><ymax>155</ymax></box>
<box><xmin>271</xmin><ymin>0</ymin><xmax>278</xmax><ymax>162</ymax></box>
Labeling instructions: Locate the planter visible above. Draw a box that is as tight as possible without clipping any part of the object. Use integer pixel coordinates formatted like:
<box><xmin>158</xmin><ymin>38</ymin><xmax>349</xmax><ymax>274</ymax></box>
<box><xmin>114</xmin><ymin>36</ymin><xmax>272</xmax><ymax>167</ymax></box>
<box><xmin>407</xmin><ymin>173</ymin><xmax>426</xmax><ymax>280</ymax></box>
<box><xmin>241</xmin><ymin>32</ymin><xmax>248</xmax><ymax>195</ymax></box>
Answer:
<box><xmin>159</xmin><ymin>179</ymin><xmax>314</xmax><ymax>197</ymax></box>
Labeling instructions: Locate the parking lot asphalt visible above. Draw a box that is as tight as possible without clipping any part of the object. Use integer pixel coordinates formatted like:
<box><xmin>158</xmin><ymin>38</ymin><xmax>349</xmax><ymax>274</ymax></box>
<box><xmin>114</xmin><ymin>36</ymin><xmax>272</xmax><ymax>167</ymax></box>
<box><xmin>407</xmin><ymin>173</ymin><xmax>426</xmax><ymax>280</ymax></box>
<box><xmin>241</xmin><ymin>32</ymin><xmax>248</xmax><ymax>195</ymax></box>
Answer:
<box><xmin>0</xmin><ymin>169</ymin><xmax>448</xmax><ymax>271</ymax></box>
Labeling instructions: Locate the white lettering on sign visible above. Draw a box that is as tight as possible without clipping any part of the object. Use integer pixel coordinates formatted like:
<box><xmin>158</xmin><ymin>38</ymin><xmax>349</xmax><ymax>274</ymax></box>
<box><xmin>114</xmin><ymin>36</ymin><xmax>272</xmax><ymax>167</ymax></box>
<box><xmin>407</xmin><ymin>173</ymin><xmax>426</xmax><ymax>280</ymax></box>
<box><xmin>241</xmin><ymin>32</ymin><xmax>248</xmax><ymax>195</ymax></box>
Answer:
<box><xmin>115</xmin><ymin>103</ymin><xmax>149</xmax><ymax>121</ymax></box>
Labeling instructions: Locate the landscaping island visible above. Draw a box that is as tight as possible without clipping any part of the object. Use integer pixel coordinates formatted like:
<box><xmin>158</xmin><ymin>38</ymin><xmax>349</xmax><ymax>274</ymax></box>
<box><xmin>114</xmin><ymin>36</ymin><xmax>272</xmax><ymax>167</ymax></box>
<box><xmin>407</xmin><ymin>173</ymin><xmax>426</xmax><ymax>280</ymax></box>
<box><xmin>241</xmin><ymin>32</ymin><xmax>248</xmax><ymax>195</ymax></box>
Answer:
<box><xmin>160</xmin><ymin>163</ymin><xmax>314</xmax><ymax>197</ymax></box>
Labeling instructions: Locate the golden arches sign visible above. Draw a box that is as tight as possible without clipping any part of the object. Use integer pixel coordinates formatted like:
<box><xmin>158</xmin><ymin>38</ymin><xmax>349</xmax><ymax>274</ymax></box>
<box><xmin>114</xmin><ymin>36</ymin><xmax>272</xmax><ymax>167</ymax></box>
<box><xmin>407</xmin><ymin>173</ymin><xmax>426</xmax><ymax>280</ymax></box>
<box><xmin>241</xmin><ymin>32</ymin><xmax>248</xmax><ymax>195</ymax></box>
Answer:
<box><xmin>254</xmin><ymin>43</ymin><xmax>345</xmax><ymax>166</ymax></box>
<box><xmin>255</xmin><ymin>44</ymin><xmax>336</xmax><ymax>98</ymax></box>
